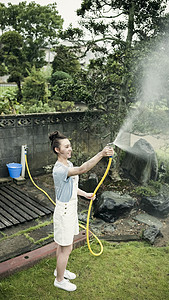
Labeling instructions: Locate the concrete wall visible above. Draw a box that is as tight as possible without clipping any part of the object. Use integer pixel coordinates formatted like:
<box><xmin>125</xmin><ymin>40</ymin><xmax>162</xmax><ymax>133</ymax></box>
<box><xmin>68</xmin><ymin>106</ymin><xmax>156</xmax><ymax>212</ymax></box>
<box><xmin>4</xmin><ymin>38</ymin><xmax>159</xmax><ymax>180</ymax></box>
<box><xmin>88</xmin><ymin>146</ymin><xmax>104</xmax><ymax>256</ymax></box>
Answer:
<box><xmin>0</xmin><ymin>112</ymin><xmax>104</xmax><ymax>178</ymax></box>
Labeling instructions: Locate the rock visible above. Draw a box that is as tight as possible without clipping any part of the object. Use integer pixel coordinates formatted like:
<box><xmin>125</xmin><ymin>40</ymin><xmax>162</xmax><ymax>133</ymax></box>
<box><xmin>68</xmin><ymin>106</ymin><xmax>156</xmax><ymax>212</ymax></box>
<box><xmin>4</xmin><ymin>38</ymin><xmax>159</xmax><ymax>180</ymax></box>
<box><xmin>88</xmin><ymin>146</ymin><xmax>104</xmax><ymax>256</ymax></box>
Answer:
<box><xmin>142</xmin><ymin>225</ymin><xmax>162</xmax><ymax>244</ymax></box>
<box><xmin>101</xmin><ymin>223</ymin><xmax>116</xmax><ymax>234</ymax></box>
<box><xmin>140</xmin><ymin>185</ymin><xmax>169</xmax><ymax>218</ymax></box>
<box><xmin>134</xmin><ymin>213</ymin><xmax>163</xmax><ymax>229</ymax></box>
<box><xmin>78</xmin><ymin>212</ymin><xmax>91</xmax><ymax>223</ymax></box>
<box><xmin>121</xmin><ymin>138</ymin><xmax>158</xmax><ymax>185</ymax></box>
<box><xmin>93</xmin><ymin>191</ymin><xmax>136</xmax><ymax>222</ymax></box>
<box><xmin>79</xmin><ymin>173</ymin><xmax>98</xmax><ymax>194</ymax></box>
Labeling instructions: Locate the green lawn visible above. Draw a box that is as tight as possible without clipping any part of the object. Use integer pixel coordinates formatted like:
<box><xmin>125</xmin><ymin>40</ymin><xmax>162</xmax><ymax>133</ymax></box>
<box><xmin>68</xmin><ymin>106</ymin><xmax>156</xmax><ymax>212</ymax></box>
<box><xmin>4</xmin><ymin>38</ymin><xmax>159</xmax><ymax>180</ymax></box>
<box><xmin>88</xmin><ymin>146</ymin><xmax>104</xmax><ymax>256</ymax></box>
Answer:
<box><xmin>0</xmin><ymin>240</ymin><xmax>169</xmax><ymax>300</ymax></box>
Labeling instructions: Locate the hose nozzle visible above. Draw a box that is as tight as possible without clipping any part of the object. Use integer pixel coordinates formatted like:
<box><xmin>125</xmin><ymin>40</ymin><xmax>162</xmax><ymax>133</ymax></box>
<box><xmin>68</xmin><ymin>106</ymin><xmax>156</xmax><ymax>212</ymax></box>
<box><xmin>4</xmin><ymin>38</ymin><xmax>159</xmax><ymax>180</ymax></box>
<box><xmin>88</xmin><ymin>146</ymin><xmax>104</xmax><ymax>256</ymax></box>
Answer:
<box><xmin>106</xmin><ymin>142</ymin><xmax>115</xmax><ymax>158</ymax></box>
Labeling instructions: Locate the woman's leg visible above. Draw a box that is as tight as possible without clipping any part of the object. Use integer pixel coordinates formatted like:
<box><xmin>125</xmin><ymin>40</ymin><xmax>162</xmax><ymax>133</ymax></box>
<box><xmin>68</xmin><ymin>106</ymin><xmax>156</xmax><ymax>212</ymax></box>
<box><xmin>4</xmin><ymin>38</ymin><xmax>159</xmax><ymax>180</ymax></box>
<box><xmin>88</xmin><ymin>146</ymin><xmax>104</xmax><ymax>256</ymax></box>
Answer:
<box><xmin>56</xmin><ymin>244</ymin><xmax>73</xmax><ymax>281</ymax></box>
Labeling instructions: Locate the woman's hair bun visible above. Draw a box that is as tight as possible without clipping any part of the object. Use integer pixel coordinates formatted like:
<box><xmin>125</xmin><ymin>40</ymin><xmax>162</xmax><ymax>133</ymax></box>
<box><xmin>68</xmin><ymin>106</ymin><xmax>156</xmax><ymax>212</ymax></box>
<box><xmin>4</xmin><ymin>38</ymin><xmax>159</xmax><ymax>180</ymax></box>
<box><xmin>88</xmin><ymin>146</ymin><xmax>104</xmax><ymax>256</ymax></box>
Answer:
<box><xmin>49</xmin><ymin>130</ymin><xmax>67</xmax><ymax>143</ymax></box>
<box><xmin>49</xmin><ymin>130</ymin><xmax>59</xmax><ymax>142</ymax></box>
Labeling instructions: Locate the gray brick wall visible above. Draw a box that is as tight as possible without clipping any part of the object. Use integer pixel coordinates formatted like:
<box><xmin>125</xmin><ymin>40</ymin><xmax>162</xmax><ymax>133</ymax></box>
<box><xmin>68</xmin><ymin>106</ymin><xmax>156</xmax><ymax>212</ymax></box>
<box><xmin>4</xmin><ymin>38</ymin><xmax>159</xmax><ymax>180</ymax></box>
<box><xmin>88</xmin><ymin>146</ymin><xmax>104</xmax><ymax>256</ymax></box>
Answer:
<box><xmin>0</xmin><ymin>112</ymin><xmax>103</xmax><ymax>178</ymax></box>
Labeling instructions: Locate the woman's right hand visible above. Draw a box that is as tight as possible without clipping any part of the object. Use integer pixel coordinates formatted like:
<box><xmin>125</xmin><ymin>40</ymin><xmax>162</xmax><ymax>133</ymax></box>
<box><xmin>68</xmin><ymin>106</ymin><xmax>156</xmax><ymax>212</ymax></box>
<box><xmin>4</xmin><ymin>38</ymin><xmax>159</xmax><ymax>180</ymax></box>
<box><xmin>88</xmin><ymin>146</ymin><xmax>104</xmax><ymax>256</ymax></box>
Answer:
<box><xmin>101</xmin><ymin>146</ymin><xmax>114</xmax><ymax>157</ymax></box>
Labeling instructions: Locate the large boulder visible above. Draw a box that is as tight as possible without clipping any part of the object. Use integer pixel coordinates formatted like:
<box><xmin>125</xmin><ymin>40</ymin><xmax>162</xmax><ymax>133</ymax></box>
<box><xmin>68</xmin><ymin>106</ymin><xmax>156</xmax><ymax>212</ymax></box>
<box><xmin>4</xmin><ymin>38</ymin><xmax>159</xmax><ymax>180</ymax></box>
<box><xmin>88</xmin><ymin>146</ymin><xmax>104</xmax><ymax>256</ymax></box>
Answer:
<box><xmin>121</xmin><ymin>138</ymin><xmax>158</xmax><ymax>185</ymax></box>
<box><xmin>93</xmin><ymin>191</ymin><xmax>136</xmax><ymax>222</ymax></box>
<box><xmin>140</xmin><ymin>184</ymin><xmax>169</xmax><ymax>218</ymax></box>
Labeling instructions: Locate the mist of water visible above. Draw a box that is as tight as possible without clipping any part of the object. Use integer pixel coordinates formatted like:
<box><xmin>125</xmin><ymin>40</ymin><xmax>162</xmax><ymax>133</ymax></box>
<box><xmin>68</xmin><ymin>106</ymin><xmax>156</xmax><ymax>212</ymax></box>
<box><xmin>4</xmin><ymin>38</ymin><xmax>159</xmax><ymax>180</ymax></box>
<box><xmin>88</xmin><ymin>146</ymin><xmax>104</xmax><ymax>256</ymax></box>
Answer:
<box><xmin>114</xmin><ymin>37</ymin><xmax>169</xmax><ymax>156</ymax></box>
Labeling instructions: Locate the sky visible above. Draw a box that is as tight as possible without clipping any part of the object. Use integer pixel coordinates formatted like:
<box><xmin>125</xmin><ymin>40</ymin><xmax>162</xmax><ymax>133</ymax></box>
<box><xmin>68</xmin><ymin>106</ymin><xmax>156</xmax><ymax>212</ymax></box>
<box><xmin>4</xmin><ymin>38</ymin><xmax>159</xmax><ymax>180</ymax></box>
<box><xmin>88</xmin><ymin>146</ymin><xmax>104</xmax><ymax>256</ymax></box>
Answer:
<box><xmin>1</xmin><ymin>0</ymin><xmax>82</xmax><ymax>28</ymax></box>
<box><xmin>2</xmin><ymin>0</ymin><xmax>169</xmax><ymax>29</ymax></box>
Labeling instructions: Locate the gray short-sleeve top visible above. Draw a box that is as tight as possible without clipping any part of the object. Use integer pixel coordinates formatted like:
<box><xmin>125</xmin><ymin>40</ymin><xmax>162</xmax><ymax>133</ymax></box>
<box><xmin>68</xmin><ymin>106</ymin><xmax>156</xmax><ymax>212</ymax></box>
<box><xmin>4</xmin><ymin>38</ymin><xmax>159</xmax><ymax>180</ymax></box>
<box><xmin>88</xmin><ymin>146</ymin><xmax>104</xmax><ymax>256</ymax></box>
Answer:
<box><xmin>53</xmin><ymin>160</ymin><xmax>73</xmax><ymax>203</ymax></box>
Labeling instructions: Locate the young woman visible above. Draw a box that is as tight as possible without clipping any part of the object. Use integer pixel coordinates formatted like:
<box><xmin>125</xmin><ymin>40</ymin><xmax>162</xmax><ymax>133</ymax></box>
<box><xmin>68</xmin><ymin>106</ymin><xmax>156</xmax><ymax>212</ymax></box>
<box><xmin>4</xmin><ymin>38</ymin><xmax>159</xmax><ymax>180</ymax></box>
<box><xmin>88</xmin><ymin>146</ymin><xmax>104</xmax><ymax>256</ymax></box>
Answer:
<box><xmin>49</xmin><ymin>130</ymin><xmax>114</xmax><ymax>292</ymax></box>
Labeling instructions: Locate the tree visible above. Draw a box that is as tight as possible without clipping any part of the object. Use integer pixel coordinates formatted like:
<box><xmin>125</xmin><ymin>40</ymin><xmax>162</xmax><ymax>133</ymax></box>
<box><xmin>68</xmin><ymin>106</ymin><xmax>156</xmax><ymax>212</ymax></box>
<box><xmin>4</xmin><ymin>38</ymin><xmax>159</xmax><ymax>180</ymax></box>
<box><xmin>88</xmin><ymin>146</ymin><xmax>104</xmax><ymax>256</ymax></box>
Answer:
<box><xmin>22</xmin><ymin>66</ymin><xmax>50</xmax><ymax>109</ymax></box>
<box><xmin>76</xmin><ymin>0</ymin><xmax>167</xmax><ymax>50</ymax></box>
<box><xmin>50</xmin><ymin>45</ymin><xmax>90</xmax><ymax>106</ymax></box>
<box><xmin>52</xmin><ymin>45</ymin><xmax>81</xmax><ymax>76</ymax></box>
<box><xmin>0</xmin><ymin>31</ymin><xmax>29</xmax><ymax>102</ymax></box>
<box><xmin>61</xmin><ymin>1</ymin><xmax>168</xmax><ymax>106</ymax></box>
<box><xmin>0</xmin><ymin>1</ymin><xmax>63</xmax><ymax>68</ymax></box>
<box><xmin>0</xmin><ymin>3</ymin><xmax>7</xmax><ymax>33</ymax></box>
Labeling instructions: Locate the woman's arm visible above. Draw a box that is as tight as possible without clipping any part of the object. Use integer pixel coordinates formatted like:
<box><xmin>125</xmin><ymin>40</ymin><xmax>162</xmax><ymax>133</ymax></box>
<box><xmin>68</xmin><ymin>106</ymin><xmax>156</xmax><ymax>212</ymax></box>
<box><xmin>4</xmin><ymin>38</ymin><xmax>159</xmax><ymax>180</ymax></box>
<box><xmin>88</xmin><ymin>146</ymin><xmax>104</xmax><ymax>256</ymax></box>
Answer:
<box><xmin>68</xmin><ymin>146</ymin><xmax>114</xmax><ymax>177</ymax></box>
<box><xmin>77</xmin><ymin>188</ymin><xmax>96</xmax><ymax>200</ymax></box>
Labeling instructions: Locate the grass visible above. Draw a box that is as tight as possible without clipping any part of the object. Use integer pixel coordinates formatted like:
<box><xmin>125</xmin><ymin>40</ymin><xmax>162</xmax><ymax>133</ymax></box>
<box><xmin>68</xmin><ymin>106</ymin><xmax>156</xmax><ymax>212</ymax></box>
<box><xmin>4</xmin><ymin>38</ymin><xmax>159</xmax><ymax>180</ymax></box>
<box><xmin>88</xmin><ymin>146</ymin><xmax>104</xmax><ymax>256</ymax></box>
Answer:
<box><xmin>0</xmin><ymin>240</ymin><xmax>169</xmax><ymax>300</ymax></box>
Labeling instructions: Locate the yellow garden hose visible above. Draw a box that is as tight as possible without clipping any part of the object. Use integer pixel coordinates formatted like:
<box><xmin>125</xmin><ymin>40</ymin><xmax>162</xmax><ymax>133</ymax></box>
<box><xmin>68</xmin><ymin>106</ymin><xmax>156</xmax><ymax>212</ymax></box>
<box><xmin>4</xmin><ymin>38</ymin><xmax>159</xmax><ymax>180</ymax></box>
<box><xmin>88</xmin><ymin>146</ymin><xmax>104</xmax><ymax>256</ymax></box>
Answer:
<box><xmin>25</xmin><ymin>153</ymin><xmax>112</xmax><ymax>256</ymax></box>
<box><xmin>86</xmin><ymin>156</ymin><xmax>112</xmax><ymax>256</ymax></box>
<box><xmin>25</xmin><ymin>154</ymin><xmax>56</xmax><ymax>206</ymax></box>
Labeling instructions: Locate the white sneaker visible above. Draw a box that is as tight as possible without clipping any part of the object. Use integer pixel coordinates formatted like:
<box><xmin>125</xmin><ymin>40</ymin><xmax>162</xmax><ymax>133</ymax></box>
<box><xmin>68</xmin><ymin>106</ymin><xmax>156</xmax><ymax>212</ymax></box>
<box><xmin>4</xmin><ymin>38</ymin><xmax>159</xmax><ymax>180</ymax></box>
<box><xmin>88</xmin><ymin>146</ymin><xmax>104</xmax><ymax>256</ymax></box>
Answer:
<box><xmin>54</xmin><ymin>278</ymin><xmax>77</xmax><ymax>292</ymax></box>
<box><xmin>54</xmin><ymin>269</ymin><xmax>76</xmax><ymax>280</ymax></box>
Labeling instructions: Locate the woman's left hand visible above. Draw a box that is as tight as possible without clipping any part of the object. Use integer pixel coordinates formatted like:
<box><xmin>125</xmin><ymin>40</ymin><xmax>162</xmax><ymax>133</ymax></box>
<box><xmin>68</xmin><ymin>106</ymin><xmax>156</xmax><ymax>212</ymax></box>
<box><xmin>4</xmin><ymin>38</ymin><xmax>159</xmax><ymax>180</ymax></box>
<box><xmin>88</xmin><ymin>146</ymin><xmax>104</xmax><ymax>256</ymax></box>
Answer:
<box><xmin>85</xmin><ymin>192</ymin><xmax>96</xmax><ymax>200</ymax></box>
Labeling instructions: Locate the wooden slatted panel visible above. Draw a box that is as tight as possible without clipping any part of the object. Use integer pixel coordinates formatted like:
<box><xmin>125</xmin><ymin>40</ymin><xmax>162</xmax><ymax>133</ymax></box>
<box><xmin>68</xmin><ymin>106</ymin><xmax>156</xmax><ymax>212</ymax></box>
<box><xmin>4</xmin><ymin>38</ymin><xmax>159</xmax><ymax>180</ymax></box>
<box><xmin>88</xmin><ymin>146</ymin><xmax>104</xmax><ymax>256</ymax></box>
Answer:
<box><xmin>0</xmin><ymin>195</ymin><xmax>26</xmax><ymax>223</ymax></box>
<box><xmin>0</xmin><ymin>189</ymin><xmax>38</xmax><ymax>220</ymax></box>
<box><xmin>0</xmin><ymin>207</ymin><xmax>20</xmax><ymax>225</ymax></box>
<box><xmin>0</xmin><ymin>185</ymin><xmax>54</xmax><ymax>229</ymax></box>
<box><xmin>0</xmin><ymin>194</ymin><xmax>31</xmax><ymax>223</ymax></box>
<box><xmin>9</xmin><ymin>186</ymin><xmax>53</xmax><ymax>214</ymax></box>
<box><xmin>0</xmin><ymin>214</ymin><xmax>13</xmax><ymax>227</ymax></box>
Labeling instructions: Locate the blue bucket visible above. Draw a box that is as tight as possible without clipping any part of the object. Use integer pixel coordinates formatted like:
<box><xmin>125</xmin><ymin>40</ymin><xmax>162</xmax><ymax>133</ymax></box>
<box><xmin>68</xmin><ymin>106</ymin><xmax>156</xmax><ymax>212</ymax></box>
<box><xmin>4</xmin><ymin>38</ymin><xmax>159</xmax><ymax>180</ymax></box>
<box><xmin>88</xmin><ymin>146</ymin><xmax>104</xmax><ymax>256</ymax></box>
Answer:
<box><xmin>6</xmin><ymin>163</ymin><xmax>22</xmax><ymax>178</ymax></box>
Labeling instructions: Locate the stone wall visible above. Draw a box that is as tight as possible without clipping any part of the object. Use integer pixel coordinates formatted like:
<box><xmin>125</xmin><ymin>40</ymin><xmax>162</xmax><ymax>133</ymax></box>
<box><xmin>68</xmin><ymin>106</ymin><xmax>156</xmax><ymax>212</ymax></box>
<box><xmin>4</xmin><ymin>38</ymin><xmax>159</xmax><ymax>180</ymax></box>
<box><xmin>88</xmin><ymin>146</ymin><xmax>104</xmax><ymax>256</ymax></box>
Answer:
<box><xmin>0</xmin><ymin>112</ymin><xmax>104</xmax><ymax>178</ymax></box>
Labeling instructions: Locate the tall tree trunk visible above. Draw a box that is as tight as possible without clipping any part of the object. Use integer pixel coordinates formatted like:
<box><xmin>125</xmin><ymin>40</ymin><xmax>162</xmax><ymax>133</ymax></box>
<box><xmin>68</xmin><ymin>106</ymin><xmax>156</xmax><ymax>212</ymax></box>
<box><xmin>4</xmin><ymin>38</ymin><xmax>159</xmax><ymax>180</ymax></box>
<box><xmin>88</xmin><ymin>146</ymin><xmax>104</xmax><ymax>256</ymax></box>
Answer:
<box><xmin>16</xmin><ymin>80</ymin><xmax>22</xmax><ymax>103</ymax></box>
<box><xmin>121</xmin><ymin>1</ymin><xmax>135</xmax><ymax>105</ymax></box>
<box><xmin>126</xmin><ymin>1</ymin><xmax>135</xmax><ymax>49</ymax></box>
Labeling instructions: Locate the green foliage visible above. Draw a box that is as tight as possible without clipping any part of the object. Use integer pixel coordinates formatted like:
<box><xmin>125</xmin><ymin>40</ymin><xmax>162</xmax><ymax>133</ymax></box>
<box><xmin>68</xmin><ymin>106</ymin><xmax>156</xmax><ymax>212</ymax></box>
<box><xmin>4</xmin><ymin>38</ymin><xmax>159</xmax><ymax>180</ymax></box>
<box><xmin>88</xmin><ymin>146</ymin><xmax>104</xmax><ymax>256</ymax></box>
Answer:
<box><xmin>1</xmin><ymin>30</ymin><xmax>23</xmax><ymax>47</ymax></box>
<box><xmin>49</xmin><ymin>70</ymin><xmax>90</xmax><ymax>107</ymax></box>
<box><xmin>61</xmin><ymin>0</ymin><xmax>168</xmax><ymax>114</ymax></box>
<box><xmin>0</xmin><ymin>30</ymin><xmax>29</xmax><ymax>101</ymax></box>
<box><xmin>2</xmin><ymin>2</ymin><xmax>63</xmax><ymax>68</ymax></box>
<box><xmin>52</xmin><ymin>45</ymin><xmax>81</xmax><ymax>76</ymax></box>
<box><xmin>0</xmin><ymin>2</ymin><xmax>63</xmax><ymax>101</ymax></box>
<box><xmin>156</xmin><ymin>150</ymin><xmax>169</xmax><ymax>183</ymax></box>
<box><xmin>77</xmin><ymin>0</ymin><xmax>167</xmax><ymax>47</ymax></box>
<box><xmin>50</xmin><ymin>46</ymin><xmax>92</xmax><ymax>106</ymax></box>
<box><xmin>22</xmin><ymin>66</ymin><xmax>49</xmax><ymax>106</ymax></box>
<box><xmin>79</xmin><ymin>57</ymin><xmax>127</xmax><ymax>140</ymax></box>
<box><xmin>133</xmin><ymin>186</ymin><xmax>157</xmax><ymax>197</ymax></box>
<box><xmin>133</xmin><ymin>180</ymin><xmax>162</xmax><ymax>197</ymax></box>
<box><xmin>0</xmin><ymin>88</ymin><xmax>24</xmax><ymax>114</ymax></box>
<box><xmin>0</xmin><ymin>83</ymin><xmax>56</xmax><ymax>114</ymax></box>
<box><xmin>50</xmin><ymin>71</ymin><xmax>73</xmax><ymax>87</ymax></box>
<box><xmin>40</xmin><ymin>65</ymin><xmax>52</xmax><ymax>82</ymax></box>
<box><xmin>22</xmin><ymin>101</ymin><xmax>56</xmax><ymax>114</ymax></box>
<box><xmin>49</xmin><ymin>71</ymin><xmax>74</xmax><ymax>108</ymax></box>
<box><xmin>54</xmin><ymin>100</ymin><xmax>74</xmax><ymax>112</ymax></box>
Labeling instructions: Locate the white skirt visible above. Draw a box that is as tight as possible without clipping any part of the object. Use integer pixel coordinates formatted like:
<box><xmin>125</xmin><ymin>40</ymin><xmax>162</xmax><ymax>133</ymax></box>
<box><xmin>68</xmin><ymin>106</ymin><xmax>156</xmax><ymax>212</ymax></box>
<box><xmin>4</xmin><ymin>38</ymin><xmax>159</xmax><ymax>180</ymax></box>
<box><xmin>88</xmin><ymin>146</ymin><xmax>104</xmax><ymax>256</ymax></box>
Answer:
<box><xmin>53</xmin><ymin>200</ymin><xmax>79</xmax><ymax>246</ymax></box>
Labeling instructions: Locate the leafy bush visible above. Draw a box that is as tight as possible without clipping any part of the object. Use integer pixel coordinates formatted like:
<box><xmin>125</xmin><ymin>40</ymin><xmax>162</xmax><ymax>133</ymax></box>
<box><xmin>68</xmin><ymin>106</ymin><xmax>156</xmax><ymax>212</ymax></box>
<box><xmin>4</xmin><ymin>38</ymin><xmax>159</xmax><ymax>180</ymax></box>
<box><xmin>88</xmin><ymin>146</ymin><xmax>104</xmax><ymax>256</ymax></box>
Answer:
<box><xmin>133</xmin><ymin>180</ymin><xmax>161</xmax><ymax>197</ymax></box>
<box><xmin>0</xmin><ymin>89</ymin><xmax>24</xmax><ymax>114</ymax></box>
<box><xmin>156</xmin><ymin>150</ymin><xmax>169</xmax><ymax>184</ymax></box>
<box><xmin>22</xmin><ymin>101</ymin><xmax>56</xmax><ymax>113</ymax></box>
<box><xmin>54</xmin><ymin>100</ymin><xmax>74</xmax><ymax>112</ymax></box>
<box><xmin>22</xmin><ymin>66</ymin><xmax>49</xmax><ymax>106</ymax></box>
